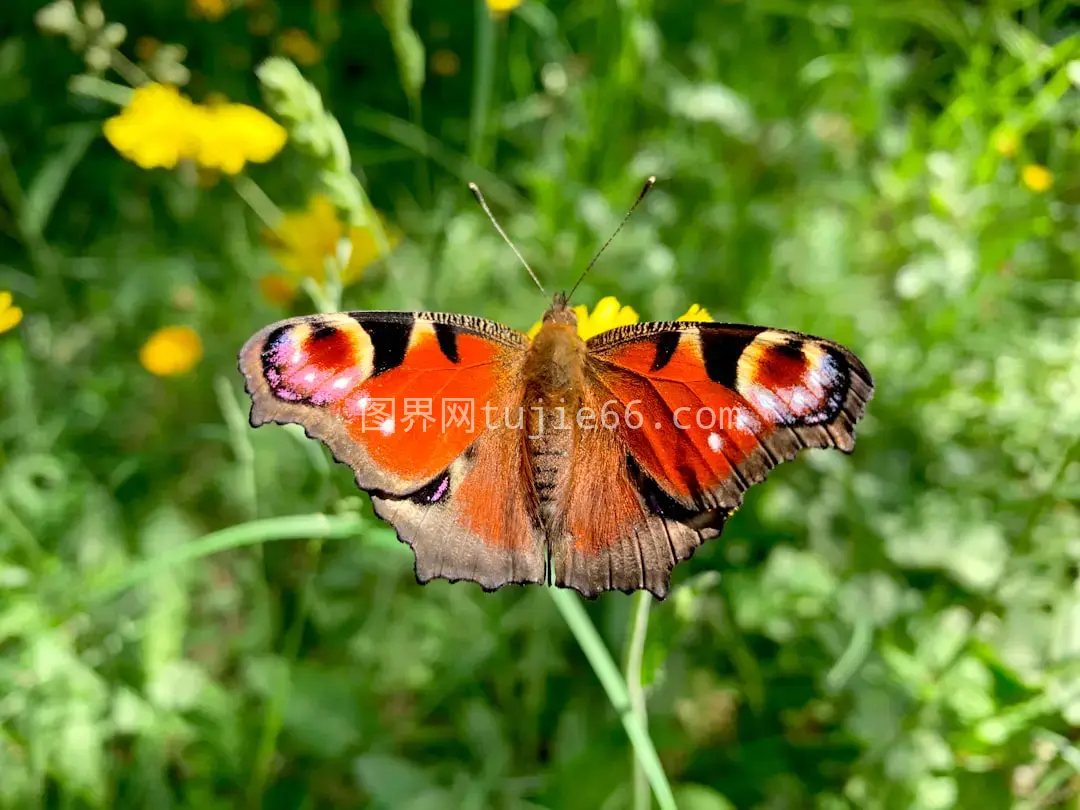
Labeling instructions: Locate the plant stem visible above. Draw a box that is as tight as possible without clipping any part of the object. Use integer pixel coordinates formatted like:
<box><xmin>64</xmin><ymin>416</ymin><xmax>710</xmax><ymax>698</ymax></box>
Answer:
<box><xmin>626</xmin><ymin>591</ymin><xmax>653</xmax><ymax>810</ymax></box>
<box><xmin>68</xmin><ymin>73</ymin><xmax>134</xmax><ymax>106</ymax></box>
<box><xmin>230</xmin><ymin>175</ymin><xmax>284</xmax><ymax>230</ymax></box>
<box><xmin>247</xmin><ymin>538</ymin><xmax>324</xmax><ymax>807</ymax></box>
<box><xmin>87</xmin><ymin>514</ymin><xmax>364</xmax><ymax>606</ymax></box>
<box><xmin>548</xmin><ymin>588</ymin><xmax>676</xmax><ymax>810</ymax></box>
<box><xmin>469</xmin><ymin>0</ymin><xmax>496</xmax><ymax>167</ymax></box>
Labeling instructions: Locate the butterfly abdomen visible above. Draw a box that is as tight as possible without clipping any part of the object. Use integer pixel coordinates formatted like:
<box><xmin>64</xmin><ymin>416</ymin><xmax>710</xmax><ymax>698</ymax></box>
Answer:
<box><xmin>521</xmin><ymin>321</ymin><xmax>589</xmax><ymax>528</ymax></box>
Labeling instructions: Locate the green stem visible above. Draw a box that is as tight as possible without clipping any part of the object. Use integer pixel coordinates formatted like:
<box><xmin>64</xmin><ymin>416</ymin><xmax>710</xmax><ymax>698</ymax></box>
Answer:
<box><xmin>247</xmin><ymin>538</ymin><xmax>324</xmax><ymax>807</ymax></box>
<box><xmin>230</xmin><ymin>175</ymin><xmax>284</xmax><ymax>230</ymax></box>
<box><xmin>109</xmin><ymin>48</ymin><xmax>151</xmax><ymax>87</ymax></box>
<box><xmin>68</xmin><ymin>73</ymin><xmax>133</xmax><ymax>106</ymax></box>
<box><xmin>548</xmin><ymin>589</ymin><xmax>676</xmax><ymax>810</ymax></box>
<box><xmin>469</xmin><ymin>0</ymin><xmax>496</xmax><ymax>167</ymax></box>
<box><xmin>87</xmin><ymin>514</ymin><xmax>364</xmax><ymax>606</ymax></box>
<box><xmin>626</xmin><ymin>591</ymin><xmax>653</xmax><ymax>810</ymax></box>
<box><xmin>214</xmin><ymin>374</ymin><xmax>259</xmax><ymax>521</ymax></box>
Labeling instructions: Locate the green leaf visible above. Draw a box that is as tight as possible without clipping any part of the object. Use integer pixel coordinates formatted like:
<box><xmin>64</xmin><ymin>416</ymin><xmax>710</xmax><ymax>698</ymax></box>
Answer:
<box><xmin>21</xmin><ymin>123</ymin><xmax>95</xmax><ymax>240</ymax></box>
<box><xmin>282</xmin><ymin>663</ymin><xmax>362</xmax><ymax>759</ymax></box>
<box><xmin>353</xmin><ymin>754</ymin><xmax>436</xmax><ymax>809</ymax></box>
<box><xmin>672</xmin><ymin>784</ymin><xmax>736</xmax><ymax>810</ymax></box>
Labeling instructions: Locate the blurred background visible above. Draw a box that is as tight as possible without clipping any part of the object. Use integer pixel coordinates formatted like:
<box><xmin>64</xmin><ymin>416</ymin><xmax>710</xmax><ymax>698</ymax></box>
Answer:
<box><xmin>1</xmin><ymin>0</ymin><xmax>1079</xmax><ymax>807</ymax></box>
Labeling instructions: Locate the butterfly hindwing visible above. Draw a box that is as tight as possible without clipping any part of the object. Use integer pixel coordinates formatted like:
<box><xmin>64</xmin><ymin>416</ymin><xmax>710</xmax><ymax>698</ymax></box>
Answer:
<box><xmin>239</xmin><ymin>311</ymin><xmax>547</xmax><ymax>588</ymax></box>
<box><xmin>548</xmin><ymin>321</ymin><xmax>874</xmax><ymax>598</ymax></box>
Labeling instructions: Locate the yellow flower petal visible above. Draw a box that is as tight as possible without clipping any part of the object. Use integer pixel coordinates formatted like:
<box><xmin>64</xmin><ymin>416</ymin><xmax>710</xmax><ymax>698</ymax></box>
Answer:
<box><xmin>676</xmin><ymin>303</ymin><xmax>713</xmax><ymax>322</ymax></box>
<box><xmin>431</xmin><ymin>49</ymin><xmax>460</xmax><ymax>77</ymax></box>
<box><xmin>0</xmin><ymin>290</ymin><xmax>23</xmax><ymax>334</ymax></box>
<box><xmin>0</xmin><ymin>305</ymin><xmax>23</xmax><ymax>334</ymax></box>
<box><xmin>1021</xmin><ymin>164</ymin><xmax>1053</xmax><ymax>193</ymax></box>
<box><xmin>486</xmin><ymin>0</ymin><xmax>522</xmax><ymax>12</ymax></box>
<box><xmin>135</xmin><ymin>36</ymin><xmax>160</xmax><ymax>61</ymax></box>
<box><xmin>527</xmin><ymin>296</ymin><xmax>640</xmax><ymax>341</ymax></box>
<box><xmin>342</xmin><ymin>219</ymin><xmax>401</xmax><ymax>284</ymax></box>
<box><xmin>103</xmin><ymin>84</ymin><xmax>200</xmax><ymax>170</ymax></box>
<box><xmin>139</xmin><ymin>326</ymin><xmax>203</xmax><ymax>376</ymax></box>
<box><xmin>575</xmin><ymin>296</ymin><xmax>639</xmax><ymax>340</ymax></box>
<box><xmin>190</xmin><ymin>0</ymin><xmax>230</xmax><ymax>20</ymax></box>
<box><xmin>191</xmin><ymin>103</ymin><xmax>287</xmax><ymax>174</ymax></box>
<box><xmin>259</xmin><ymin>273</ymin><xmax>298</xmax><ymax>306</ymax></box>
<box><xmin>278</xmin><ymin>28</ymin><xmax>322</xmax><ymax>66</ymax></box>
<box><xmin>265</xmin><ymin>195</ymin><xmax>397</xmax><ymax>285</ymax></box>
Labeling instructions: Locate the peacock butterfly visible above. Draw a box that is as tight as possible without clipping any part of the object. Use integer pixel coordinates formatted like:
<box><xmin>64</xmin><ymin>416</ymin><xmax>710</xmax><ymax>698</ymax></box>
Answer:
<box><xmin>238</xmin><ymin>180</ymin><xmax>874</xmax><ymax>599</ymax></box>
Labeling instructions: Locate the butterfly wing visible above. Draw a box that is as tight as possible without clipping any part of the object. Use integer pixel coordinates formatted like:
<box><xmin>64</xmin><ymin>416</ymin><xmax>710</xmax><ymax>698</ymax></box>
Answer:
<box><xmin>238</xmin><ymin>311</ymin><xmax>546</xmax><ymax>590</ymax></box>
<box><xmin>551</xmin><ymin>321</ymin><xmax>874</xmax><ymax>599</ymax></box>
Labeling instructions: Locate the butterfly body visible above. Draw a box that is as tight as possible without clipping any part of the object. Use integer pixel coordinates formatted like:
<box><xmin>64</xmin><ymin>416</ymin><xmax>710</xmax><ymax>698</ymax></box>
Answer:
<box><xmin>239</xmin><ymin>295</ymin><xmax>873</xmax><ymax>599</ymax></box>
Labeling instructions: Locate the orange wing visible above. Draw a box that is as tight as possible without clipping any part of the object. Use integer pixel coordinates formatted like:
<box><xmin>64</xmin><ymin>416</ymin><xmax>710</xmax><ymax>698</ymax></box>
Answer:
<box><xmin>238</xmin><ymin>312</ymin><xmax>546</xmax><ymax>590</ymax></box>
<box><xmin>550</xmin><ymin>322</ymin><xmax>874</xmax><ymax>599</ymax></box>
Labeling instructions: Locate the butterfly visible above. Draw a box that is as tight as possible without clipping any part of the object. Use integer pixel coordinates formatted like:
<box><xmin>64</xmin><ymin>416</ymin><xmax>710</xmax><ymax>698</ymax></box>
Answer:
<box><xmin>238</xmin><ymin>180</ymin><xmax>874</xmax><ymax>599</ymax></box>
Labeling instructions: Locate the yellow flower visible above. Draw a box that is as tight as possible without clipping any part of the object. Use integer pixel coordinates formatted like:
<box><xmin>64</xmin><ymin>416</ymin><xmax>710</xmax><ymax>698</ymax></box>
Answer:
<box><xmin>103</xmin><ymin>84</ymin><xmax>200</xmax><ymax>170</ymax></box>
<box><xmin>676</xmin><ymin>303</ymin><xmax>713</xmax><ymax>322</ymax></box>
<box><xmin>431</xmin><ymin>49</ymin><xmax>460</xmax><ymax>77</ymax></box>
<box><xmin>139</xmin><ymin>326</ymin><xmax>203</xmax><ymax>376</ymax></box>
<box><xmin>573</xmin><ymin>296</ymin><xmax>639</xmax><ymax>339</ymax></box>
<box><xmin>278</xmin><ymin>28</ymin><xmax>322</xmax><ymax>66</ymax></box>
<box><xmin>0</xmin><ymin>291</ymin><xmax>24</xmax><ymax>334</ymax></box>
<box><xmin>135</xmin><ymin>36</ymin><xmax>161</xmax><ymax>61</ymax></box>
<box><xmin>104</xmin><ymin>84</ymin><xmax>285</xmax><ymax>174</ymax></box>
<box><xmin>191</xmin><ymin>102</ymin><xmax>287</xmax><ymax>174</ymax></box>
<box><xmin>528</xmin><ymin>298</ymin><xmax>714</xmax><ymax>340</ymax></box>
<box><xmin>527</xmin><ymin>295</ymin><xmax>640</xmax><ymax>340</ymax></box>
<box><xmin>190</xmin><ymin>0</ymin><xmax>230</xmax><ymax>20</ymax></box>
<box><xmin>265</xmin><ymin>195</ymin><xmax>400</xmax><ymax>285</ymax></box>
<box><xmin>487</xmin><ymin>0</ymin><xmax>522</xmax><ymax>13</ymax></box>
<box><xmin>248</xmin><ymin>11</ymin><xmax>275</xmax><ymax>37</ymax></box>
<box><xmin>258</xmin><ymin>273</ymin><xmax>298</xmax><ymax>306</ymax></box>
<box><xmin>1022</xmin><ymin>164</ymin><xmax>1053</xmax><ymax>193</ymax></box>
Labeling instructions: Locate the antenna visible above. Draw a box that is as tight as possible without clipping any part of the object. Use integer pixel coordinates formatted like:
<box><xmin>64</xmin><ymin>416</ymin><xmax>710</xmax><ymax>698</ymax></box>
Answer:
<box><xmin>469</xmin><ymin>183</ymin><xmax>546</xmax><ymax>296</ymax></box>
<box><xmin>567</xmin><ymin>176</ymin><xmax>656</xmax><ymax>303</ymax></box>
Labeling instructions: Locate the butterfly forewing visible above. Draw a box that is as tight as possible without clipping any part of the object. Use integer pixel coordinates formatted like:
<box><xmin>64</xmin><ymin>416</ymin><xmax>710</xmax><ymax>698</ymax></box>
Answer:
<box><xmin>239</xmin><ymin>311</ymin><xmax>548</xmax><ymax>589</ymax></box>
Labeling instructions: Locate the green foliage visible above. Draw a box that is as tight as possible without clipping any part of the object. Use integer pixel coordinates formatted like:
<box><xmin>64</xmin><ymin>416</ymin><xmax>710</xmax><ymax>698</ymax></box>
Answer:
<box><xmin>1</xmin><ymin>0</ymin><xmax>1079</xmax><ymax>807</ymax></box>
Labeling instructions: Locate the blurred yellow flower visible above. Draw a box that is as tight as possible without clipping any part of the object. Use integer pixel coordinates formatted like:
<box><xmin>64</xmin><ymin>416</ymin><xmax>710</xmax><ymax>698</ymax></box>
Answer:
<box><xmin>487</xmin><ymin>0</ymin><xmax>522</xmax><ymax>13</ymax></box>
<box><xmin>0</xmin><ymin>291</ymin><xmax>24</xmax><ymax>335</ymax></box>
<box><xmin>527</xmin><ymin>295</ymin><xmax>640</xmax><ymax>340</ymax></box>
<box><xmin>190</xmin><ymin>0</ymin><xmax>230</xmax><ymax>19</ymax></box>
<box><xmin>258</xmin><ymin>273</ymin><xmax>298</xmax><ymax>306</ymax></box>
<box><xmin>103</xmin><ymin>84</ymin><xmax>199</xmax><ymax>170</ymax></box>
<box><xmin>140</xmin><ymin>326</ymin><xmax>203</xmax><ymax>376</ymax></box>
<box><xmin>1022</xmin><ymin>164</ymin><xmax>1053</xmax><ymax>193</ymax></box>
<box><xmin>104</xmin><ymin>84</ymin><xmax>286</xmax><ymax>174</ymax></box>
<box><xmin>992</xmin><ymin>128</ymin><xmax>1019</xmax><ymax>158</ymax></box>
<box><xmin>265</xmin><ymin>195</ymin><xmax>400</xmax><ymax>285</ymax></box>
<box><xmin>135</xmin><ymin>36</ymin><xmax>160</xmax><ymax>61</ymax></box>
<box><xmin>431</xmin><ymin>49</ymin><xmax>460</xmax><ymax>77</ymax></box>
<box><xmin>191</xmin><ymin>102</ymin><xmax>287</xmax><ymax>174</ymax></box>
<box><xmin>677</xmin><ymin>303</ymin><xmax>713</xmax><ymax>322</ymax></box>
<box><xmin>248</xmin><ymin>11</ymin><xmax>275</xmax><ymax>37</ymax></box>
<box><xmin>278</xmin><ymin>28</ymin><xmax>322</xmax><ymax>66</ymax></box>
